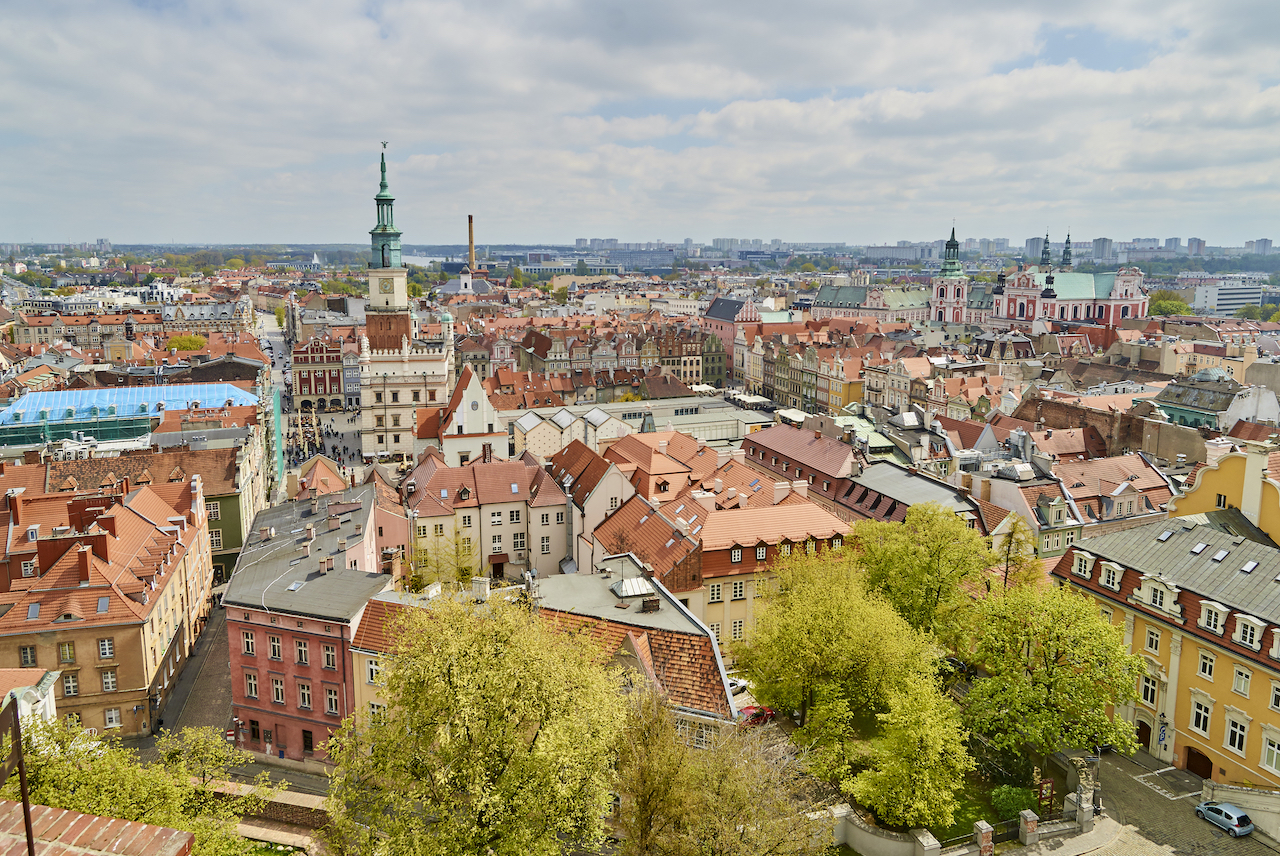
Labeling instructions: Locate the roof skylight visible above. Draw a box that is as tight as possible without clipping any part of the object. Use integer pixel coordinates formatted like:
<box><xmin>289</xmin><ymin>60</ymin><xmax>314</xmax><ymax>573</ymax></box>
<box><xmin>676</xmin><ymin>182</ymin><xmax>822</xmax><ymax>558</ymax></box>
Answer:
<box><xmin>1191</xmin><ymin>543</ymin><xmax>1208</xmax><ymax>554</ymax></box>
<box><xmin>1157</xmin><ymin>530</ymin><xmax>1174</xmax><ymax>542</ymax></box>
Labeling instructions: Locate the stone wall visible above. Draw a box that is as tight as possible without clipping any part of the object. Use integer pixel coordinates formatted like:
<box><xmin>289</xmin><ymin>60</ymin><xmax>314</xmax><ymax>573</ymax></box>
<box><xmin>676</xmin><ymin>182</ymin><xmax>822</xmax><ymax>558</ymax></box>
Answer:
<box><xmin>1203</xmin><ymin>780</ymin><xmax>1280</xmax><ymax>846</ymax></box>
<box><xmin>212</xmin><ymin>781</ymin><xmax>329</xmax><ymax>830</ymax></box>
<box><xmin>1012</xmin><ymin>396</ymin><xmax>1207</xmax><ymax>463</ymax></box>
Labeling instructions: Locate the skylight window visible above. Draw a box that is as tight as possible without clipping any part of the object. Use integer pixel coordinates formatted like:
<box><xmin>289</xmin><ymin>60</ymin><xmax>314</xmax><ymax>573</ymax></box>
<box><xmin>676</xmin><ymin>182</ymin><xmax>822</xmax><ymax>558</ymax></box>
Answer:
<box><xmin>97</xmin><ymin>596</ymin><xmax>109</xmax><ymax>614</ymax></box>
<box><xmin>1157</xmin><ymin>530</ymin><xmax>1174</xmax><ymax>542</ymax></box>
<box><xmin>1242</xmin><ymin>561</ymin><xmax>1258</xmax><ymax>573</ymax></box>
<box><xmin>1212</xmin><ymin>550</ymin><xmax>1230</xmax><ymax>562</ymax></box>
<box><xmin>1191</xmin><ymin>543</ymin><xmax>1208</xmax><ymax>555</ymax></box>
<box><xmin>511</xmin><ymin>483</ymin><xmax>519</xmax><ymax>494</ymax></box>
<box><xmin>440</xmin><ymin>489</ymin><xmax>448</xmax><ymax>498</ymax></box>
<box><xmin>665</xmin><ymin>538</ymin><xmax>675</xmax><ymax>548</ymax></box>
<box><xmin>26</xmin><ymin>604</ymin><xmax>38</xmax><ymax>620</ymax></box>
<box><xmin>287</xmin><ymin>581</ymin><xmax>305</xmax><ymax>592</ymax></box>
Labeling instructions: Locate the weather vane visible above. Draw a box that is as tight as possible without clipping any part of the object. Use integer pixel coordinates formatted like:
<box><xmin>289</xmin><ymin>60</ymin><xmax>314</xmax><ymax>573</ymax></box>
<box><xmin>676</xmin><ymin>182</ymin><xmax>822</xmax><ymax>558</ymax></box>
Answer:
<box><xmin>381</xmin><ymin>141</ymin><xmax>388</xmax><ymax>150</ymax></box>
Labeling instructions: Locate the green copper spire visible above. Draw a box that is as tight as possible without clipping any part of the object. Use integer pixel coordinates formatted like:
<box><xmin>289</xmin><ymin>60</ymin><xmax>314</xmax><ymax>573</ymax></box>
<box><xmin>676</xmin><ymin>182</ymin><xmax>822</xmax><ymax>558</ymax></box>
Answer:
<box><xmin>1040</xmin><ymin>232</ymin><xmax>1052</xmax><ymax>268</ymax></box>
<box><xmin>1061</xmin><ymin>232</ymin><xmax>1072</xmax><ymax>267</ymax></box>
<box><xmin>940</xmin><ymin>225</ymin><xmax>962</xmax><ymax>277</ymax></box>
<box><xmin>370</xmin><ymin>143</ymin><xmax>402</xmax><ymax>269</ymax></box>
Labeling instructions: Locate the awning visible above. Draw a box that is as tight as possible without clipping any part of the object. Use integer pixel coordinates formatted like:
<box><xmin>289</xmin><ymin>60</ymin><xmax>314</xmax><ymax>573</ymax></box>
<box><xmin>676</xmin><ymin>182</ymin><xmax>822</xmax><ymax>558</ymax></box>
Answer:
<box><xmin>489</xmin><ymin>553</ymin><xmax>509</xmax><ymax>564</ymax></box>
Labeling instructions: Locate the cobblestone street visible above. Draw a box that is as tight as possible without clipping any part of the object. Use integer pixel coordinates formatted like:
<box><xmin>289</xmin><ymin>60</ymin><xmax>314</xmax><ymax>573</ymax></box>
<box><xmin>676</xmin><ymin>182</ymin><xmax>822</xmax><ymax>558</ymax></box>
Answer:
<box><xmin>1099</xmin><ymin>751</ymin><xmax>1276</xmax><ymax>855</ymax></box>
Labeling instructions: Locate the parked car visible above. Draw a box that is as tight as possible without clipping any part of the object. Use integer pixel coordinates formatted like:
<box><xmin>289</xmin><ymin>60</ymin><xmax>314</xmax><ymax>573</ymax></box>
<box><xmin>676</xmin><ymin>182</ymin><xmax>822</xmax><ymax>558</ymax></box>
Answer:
<box><xmin>738</xmin><ymin>705</ymin><xmax>775</xmax><ymax>727</ymax></box>
<box><xmin>727</xmin><ymin>677</ymin><xmax>749</xmax><ymax>696</ymax></box>
<box><xmin>1195</xmin><ymin>801</ymin><xmax>1254</xmax><ymax>837</ymax></box>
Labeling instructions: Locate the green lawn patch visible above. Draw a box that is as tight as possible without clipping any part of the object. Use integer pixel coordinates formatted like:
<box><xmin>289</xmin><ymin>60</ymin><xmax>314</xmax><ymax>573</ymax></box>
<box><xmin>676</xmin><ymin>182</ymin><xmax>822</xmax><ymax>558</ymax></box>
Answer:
<box><xmin>929</xmin><ymin>774</ymin><xmax>998</xmax><ymax>842</ymax></box>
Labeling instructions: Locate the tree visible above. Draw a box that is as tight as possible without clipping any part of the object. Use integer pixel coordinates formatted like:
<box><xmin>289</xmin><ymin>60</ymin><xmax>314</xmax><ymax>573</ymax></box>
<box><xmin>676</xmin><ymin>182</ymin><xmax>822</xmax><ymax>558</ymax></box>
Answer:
<box><xmin>851</xmin><ymin>682</ymin><xmax>974</xmax><ymax>830</ymax></box>
<box><xmin>615</xmin><ymin>690</ymin><xmax>829</xmax><ymax>856</ymax></box>
<box><xmin>274</xmin><ymin>306</ymin><xmax>286</xmax><ymax>328</ymax></box>
<box><xmin>325</xmin><ymin>598</ymin><xmax>624</xmax><ymax>856</ymax></box>
<box><xmin>964</xmin><ymin>585</ymin><xmax>1145</xmax><ymax>757</ymax></box>
<box><xmin>1236</xmin><ymin>304</ymin><xmax>1263</xmax><ymax>320</ymax></box>
<box><xmin>853</xmin><ymin>502</ymin><xmax>996</xmax><ymax>636</ymax></box>
<box><xmin>407</xmin><ymin>281</ymin><xmax>423</xmax><ymax>298</ymax></box>
<box><xmin>553</xmin><ymin>286</ymin><xmax>569</xmax><ymax>305</ymax></box>
<box><xmin>409</xmin><ymin>528</ymin><xmax>477</xmax><ymax>588</ymax></box>
<box><xmin>994</xmin><ymin>513</ymin><xmax>1040</xmax><ymax>590</ymax></box>
<box><xmin>575</xmin><ymin>259</ymin><xmax>589</xmax><ymax>276</ymax></box>
<box><xmin>734</xmin><ymin>548</ymin><xmax>935</xmax><ymax>732</ymax></box>
<box><xmin>800</xmin><ymin>262</ymin><xmax>817</xmax><ymax>272</ymax></box>
<box><xmin>1150</xmin><ymin>299</ymin><xmax>1192</xmax><ymax>316</ymax></box>
<box><xmin>166</xmin><ymin>334</ymin><xmax>208</xmax><ymax>351</ymax></box>
<box><xmin>5</xmin><ymin>717</ymin><xmax>276</xmax><ymax>856</ymax></box>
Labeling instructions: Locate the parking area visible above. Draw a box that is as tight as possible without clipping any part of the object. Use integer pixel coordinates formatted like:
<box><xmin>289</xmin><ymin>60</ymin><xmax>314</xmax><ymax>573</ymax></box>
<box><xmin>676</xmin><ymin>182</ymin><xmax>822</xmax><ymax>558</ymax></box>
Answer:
<box><xmin>1099</xmin><ymin>751</ymin><xmax>1276</xmax><ymax>855</ymax></box>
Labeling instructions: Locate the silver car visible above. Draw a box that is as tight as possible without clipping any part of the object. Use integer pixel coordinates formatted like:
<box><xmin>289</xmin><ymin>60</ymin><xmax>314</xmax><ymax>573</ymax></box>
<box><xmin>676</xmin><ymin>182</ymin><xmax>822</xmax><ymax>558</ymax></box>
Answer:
<box><xmin>1195</xmin><ymin>801</ymin><xmax>1254</xmax><ymax>837</ymax></box>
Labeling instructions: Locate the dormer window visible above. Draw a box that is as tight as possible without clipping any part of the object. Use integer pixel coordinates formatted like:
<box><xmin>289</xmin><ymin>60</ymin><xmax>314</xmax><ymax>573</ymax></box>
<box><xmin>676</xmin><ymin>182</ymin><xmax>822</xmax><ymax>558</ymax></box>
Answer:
<box><xmin>1235</xmin><ymin>614</ymin><xmax>1266</xmax><ymax>651</ymax></box>
<box><xmin>1071</xmin><ymin>551</ymin><xmax>1094</xmax><ymax>579</ymax></box>
<box><xmin>1199</xmin><ymin>601</ymin><xmax>1227</xmax><ymax>635</ymax></box>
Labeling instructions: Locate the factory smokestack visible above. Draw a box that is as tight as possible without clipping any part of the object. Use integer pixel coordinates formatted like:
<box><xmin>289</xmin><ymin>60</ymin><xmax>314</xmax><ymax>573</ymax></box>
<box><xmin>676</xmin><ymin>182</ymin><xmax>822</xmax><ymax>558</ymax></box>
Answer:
<box><xmin>468</xmin><ymin>214</ymin><xmax>475</xmax><ymax>270</ymax></box>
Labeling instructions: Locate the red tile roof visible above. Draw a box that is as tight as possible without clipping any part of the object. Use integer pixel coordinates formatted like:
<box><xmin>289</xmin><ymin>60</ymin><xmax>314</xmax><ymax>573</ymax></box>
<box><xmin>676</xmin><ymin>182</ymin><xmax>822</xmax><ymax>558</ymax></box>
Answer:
<box><xmin>0</xmin><ymin>799</ymin><xmax>192</xmax><ymax>855</ymax></box>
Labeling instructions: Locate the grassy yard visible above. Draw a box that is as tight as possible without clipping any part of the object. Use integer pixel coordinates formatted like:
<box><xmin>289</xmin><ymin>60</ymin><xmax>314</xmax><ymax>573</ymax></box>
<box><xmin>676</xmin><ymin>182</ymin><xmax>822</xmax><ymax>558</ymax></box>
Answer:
<box><xmin>929</xmin><ymin>774</ymin><xmax>999</xmax><ymax>842</ymax></box>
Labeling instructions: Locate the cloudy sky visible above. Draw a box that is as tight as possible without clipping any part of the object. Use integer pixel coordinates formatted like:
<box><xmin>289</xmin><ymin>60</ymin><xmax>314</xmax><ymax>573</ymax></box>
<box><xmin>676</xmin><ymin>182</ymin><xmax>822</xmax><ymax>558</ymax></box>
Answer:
<box><xmin>3</xmin><ymin>0</ymin><xmax>1278</xmax><ymax>247</ymax></box>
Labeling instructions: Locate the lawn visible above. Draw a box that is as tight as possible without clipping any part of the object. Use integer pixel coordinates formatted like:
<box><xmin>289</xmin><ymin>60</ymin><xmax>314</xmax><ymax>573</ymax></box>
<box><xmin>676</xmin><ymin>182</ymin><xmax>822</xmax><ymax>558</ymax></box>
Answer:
<box><xmin>929</xmin><ymin>774</ymin><xmax>999</xmax><ymax>843</ymax></box>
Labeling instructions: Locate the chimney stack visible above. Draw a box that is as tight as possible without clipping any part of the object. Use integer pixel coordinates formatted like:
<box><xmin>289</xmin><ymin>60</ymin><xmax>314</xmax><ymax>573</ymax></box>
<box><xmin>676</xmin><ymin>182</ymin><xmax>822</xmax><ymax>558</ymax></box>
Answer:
<box><xmin>328</xmin><ymin>514</ymin><xmax>341</xmax><ymax>531</ymax></box>
<box><xmin>468</xmin><ymin>215</ymin><xmax>476</xmax><ymax>270</ymax></box>
<box><xmin>773</xmin><ymin>481</ymin><xmax>790</xmax><ymax>505</ymax></box>
<box><xmin>792</xmin><ymin>479</ymin><xmax>808</xmax><ymax>499</ymax></box>
<box><xmin>78</xmin><ymin>544</ymin><xmax>91</xmax><ymax>582</ymax></box>
<box><xmin>471</xmin><ymin>575</ymin><xmax>490</xmax><ymax>602</ymax></box>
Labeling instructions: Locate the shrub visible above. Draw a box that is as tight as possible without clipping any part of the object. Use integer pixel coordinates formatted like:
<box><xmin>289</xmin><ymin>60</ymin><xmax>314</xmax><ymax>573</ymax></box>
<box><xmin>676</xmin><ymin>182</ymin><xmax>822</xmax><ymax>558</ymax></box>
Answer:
<box><xmin>990</xmin><ymin>785</ymin><xmax>1037</xmax><ymax>820</ymax></box>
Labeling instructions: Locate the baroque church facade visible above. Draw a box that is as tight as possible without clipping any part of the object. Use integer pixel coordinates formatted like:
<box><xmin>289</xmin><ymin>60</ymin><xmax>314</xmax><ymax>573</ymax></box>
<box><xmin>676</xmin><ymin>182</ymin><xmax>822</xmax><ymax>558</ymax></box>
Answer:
<box><xmin>358</xmin><ymin>150</ymin><xmax>455</xmax><ymax>462</ymax></box>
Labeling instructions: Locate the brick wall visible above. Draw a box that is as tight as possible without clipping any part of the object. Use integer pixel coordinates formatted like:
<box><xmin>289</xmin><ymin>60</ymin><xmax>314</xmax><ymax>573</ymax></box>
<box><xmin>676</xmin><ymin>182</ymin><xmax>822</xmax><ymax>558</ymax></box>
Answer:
<box><xmin>1012</xmin><ymin>397</ymin><xmax>1206</xmax><ymax>463</ymax></box>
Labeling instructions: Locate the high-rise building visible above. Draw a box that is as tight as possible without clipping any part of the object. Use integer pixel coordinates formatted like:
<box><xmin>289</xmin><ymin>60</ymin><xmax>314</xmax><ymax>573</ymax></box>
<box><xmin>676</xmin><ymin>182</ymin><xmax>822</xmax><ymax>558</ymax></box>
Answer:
<box><xmin>1025</xmin><ymin>236</ymin><xmax>1046</xmax><ymax>260</ymax></box>
<box><xmin>1255</xmin><ymin>239</ymin><xmax>1273</xmax><ymax>256</ymax></box>
<box><xmin>1187</xmin><ymin>238</ymin><xmax>1206</xmax><ymax>256</ymax></box>
<box><xmin>1165</xmin><ymin>237</ymin><xmax>1181</xmax><ymax>252</ymax></box>
<box><xmin>1092</xmin><ymin>238</ymin><xmax>1113</xmax><ymax>263</ymax></box>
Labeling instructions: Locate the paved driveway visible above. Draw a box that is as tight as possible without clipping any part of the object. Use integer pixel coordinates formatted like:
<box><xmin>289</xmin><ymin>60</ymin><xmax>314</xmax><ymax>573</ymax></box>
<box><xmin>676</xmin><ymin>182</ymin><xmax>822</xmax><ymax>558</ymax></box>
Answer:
<box><xmin>1099</xmin><ymin>751</ymin><xmax>1274</xmax><ymax>855</ymax></box>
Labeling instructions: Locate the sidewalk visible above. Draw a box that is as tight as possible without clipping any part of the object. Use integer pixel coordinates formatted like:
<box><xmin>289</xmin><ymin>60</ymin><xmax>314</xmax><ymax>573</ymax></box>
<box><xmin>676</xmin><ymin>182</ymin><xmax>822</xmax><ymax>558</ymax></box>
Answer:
<box><xmin>1010</xmin><ymin>817</ymin><xmax>1124</xmax><ymax>856</ymax></box>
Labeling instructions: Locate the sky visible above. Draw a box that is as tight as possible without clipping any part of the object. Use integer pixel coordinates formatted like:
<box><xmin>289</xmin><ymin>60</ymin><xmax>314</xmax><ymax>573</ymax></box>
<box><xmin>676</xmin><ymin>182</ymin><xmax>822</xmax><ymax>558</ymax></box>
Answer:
<box><xmin>2</xmin><ymin>0</ymin><xmax>1279</xmax><ymax>247</ymax></box>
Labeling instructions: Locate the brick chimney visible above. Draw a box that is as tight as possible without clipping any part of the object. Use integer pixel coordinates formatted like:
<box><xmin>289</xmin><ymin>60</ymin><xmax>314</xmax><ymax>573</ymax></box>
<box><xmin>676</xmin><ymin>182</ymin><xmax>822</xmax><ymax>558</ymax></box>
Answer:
<box><xmin>328</xmin><ymin>514</ymin><xmax>341</xmax><ymax>531</ymax></box>
<box><xmin>78</xmin><ymin>544</ymin><xmax>91</xmax><ymax>582</ymax></box>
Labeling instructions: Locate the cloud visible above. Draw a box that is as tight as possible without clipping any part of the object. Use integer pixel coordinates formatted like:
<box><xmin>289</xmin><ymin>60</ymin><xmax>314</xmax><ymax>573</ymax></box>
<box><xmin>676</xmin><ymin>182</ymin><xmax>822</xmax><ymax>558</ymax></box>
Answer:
<box><xmin>1</xmin><ymin>0</ymin><xmax>1278</xmax><ymax>245</ymax></box>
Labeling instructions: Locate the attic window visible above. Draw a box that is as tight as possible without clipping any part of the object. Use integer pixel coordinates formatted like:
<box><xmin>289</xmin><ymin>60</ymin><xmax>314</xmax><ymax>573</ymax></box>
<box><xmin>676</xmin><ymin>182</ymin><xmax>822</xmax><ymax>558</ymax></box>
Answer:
<box><xmin>440</xmin><ymin>489</ymin><xmax>447</xmax><ymax>498</ymax></box>
<box><xmin>1191</xmin><ymin>543</ymin><xmax>1208</xmax><ymax>555</ymax></box>
<box><xmin>1211</xmin><ymin>549</ymin><xmax>1230</xmax><ymax>562</ymax></box>
<box><xmin>1241</xmin><ymin>561</ymin><xmax>1258</xmax><ymax>573</ymax></box>
<box><xmin>25</xmin><ymin>604</ymin><xmax>38</xmax><ymax>620</ymax></box>
<box><xmin>287</xmin><ymin>581</ymin><xmax>305</xmax><ymax>592</ymax></box>
<box><xmin>511</xmin><ymin>483</ymin><xmax>519</xmax><ymax>494</ymax></box>
<box><xmin>665</xmin><ymin>538</ymin><xmax>675</xmax><ymax>548</ymax></box>
<box><xmin>1157</xmin><ymin>530</ymin><xmax>1174</xmax><ymax>542</ymax></box>
<box><xmin>96</xmin><ymin>596</ymin><xmax>109</xmax><ymax>613</ymax></box>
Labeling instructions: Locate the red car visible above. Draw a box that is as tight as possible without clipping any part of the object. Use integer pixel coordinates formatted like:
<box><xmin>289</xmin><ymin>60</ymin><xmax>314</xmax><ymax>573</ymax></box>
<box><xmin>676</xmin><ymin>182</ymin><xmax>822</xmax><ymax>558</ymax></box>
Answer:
<box><xmin>738</xmin><ymin>705</ymin><xmax>775</xmax><ymax>727</ymax></box>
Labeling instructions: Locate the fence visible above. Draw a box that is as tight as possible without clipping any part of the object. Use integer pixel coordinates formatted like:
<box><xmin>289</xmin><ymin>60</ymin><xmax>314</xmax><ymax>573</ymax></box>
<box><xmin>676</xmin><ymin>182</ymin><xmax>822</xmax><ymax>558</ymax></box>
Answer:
<box><xmin>991</xmin><ymin>818</ymin><xmax>1019</xmax><ymax>843</ymax></box>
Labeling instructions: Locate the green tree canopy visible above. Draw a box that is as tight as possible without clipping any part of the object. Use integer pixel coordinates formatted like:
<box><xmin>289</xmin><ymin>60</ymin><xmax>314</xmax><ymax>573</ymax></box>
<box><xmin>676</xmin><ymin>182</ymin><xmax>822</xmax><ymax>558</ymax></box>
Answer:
<box><xmin>734</xmin><ymin>548</ymin><xmax>936</xmax><ymax>728</ymax></box>
<box><xmin>964</xmin><ymin>584</ymin><xmax>1145</xmax><ymax>757</ymax></box>
<box><xmin>1236</xmin><ymin>304</ymin><xmax>1264</xmax><ymax>319</ymax></box>
<box><xmin>575</xmin><ymin>260</ymin><xmax>589</xmax><ymax>275</ymax></box>
<box><xmin>994</xmin><ymin>512</ymin><xmax>1041</xmax><ymax>591</ymax></box>
<box><xmin>851</xmin><ymin>682</ymin><xmax>974</xmax><ymax>830</ymax></box>
<box><xmin>5</xmin><ymin>719</ymin><xmax>277</xmax><ymax>856</ymax></box>
<box><xmin>615</xmin><ymin>691</ymin><xmax>827</xmax><ymax>856</ymax></box>
<box><xmin>1150</xmin><ymin>299</ymin><xmax>1192</xmax><ymax>316</ymax></box>
<box><xmin>800</xmin><ymin>262</ymin><xmax>817</xmax><ymax>272</ymax></box>
<box><xmin>553</xmin><ymin>285</ymin><xmax>569</xmax><ymax>305</ymax></box>
<box><xmin>325</xmin><ymin>598</ymin><xmax>624</xmax><ymax>856</ymax></box>
<box><xmin>853</xmin><ymin>502</ymin><xmax>996</xmax><ymax>637</ymax></box>
<box><xmin>273</xmin><ymin>306</ymin><xmax>286</xmax><ymax>328</ymax></box>
<box><xmin>166</xmin><ymin>334</ymin><xmax>208</xmax><ymax>351</ymax></box>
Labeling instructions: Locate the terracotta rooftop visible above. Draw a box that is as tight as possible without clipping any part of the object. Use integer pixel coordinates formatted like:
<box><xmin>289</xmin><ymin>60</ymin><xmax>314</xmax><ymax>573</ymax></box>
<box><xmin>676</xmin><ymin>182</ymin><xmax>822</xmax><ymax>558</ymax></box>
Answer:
<box><xmin>0</xmin><ymin>799</ymin><xmax>192</xmax><ymax>855</ymax></box>
<box><xmin>592</xmin><ymin>496</ymin><xmax>699</xmax><ymax>583</ymax></box>
<box><xmin>697</xmin><ymin>502</ymin><xmax>847</xmax><ymax>551</ymax></box>
<box><xmin>745</xmin><ymin>423</ymin><xmax>858</xmax><ymax>478</ymax></box>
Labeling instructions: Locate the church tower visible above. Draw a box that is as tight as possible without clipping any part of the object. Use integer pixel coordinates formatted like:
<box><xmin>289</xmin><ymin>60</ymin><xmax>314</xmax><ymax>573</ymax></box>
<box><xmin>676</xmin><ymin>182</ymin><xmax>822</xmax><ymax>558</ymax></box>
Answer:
<box><xmin>366</xmin><ymin>146</ymin><xmax>412</xmax><ymax>348</ymax></box>
<box><xmin>940</xmin><ymin>226</ymin><xmax>962</xmax><ymax>277</ymax></box>
<box><xmin>1040</xmin><ymin>232</ymin><xmax>1053</xmax><ymax>268</ymax></box>
<box><xmin>1061</xmin><ymin>232</ymin><xmax>1073</xmax><ymax>269</ymax></box>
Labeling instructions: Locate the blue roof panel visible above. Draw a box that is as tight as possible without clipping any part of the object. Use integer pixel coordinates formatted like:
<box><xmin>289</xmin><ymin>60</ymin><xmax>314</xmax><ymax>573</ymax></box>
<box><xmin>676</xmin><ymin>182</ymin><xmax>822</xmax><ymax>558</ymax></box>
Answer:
<box><xmin>0</xmin><ymin>383</ymin><xmax>258</xmax><ymax>425</ymax></box>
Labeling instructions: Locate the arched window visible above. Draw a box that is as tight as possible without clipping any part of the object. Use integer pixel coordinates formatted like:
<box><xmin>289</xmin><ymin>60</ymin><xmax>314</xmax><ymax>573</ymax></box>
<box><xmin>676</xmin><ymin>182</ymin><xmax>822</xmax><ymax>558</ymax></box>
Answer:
<box><xmin>1073</xmin><ymin>305</ymin><xmax>1079</xmax><ymax>319</ymax></box>
<box><xmin>1121</xmin><ymin>305</ymin><xmax>1130</xmax><ymax>318</ymax></box>
<box><xmin>938</xmin><ymin>310</ymin><xmax>945</xmax><ymax>322</ymax></box>
<box><xmin>938</xmin><ymin>287</ymin><xmax>945</xmax><ymax>299</ymax></box>
<box><xmin>1060</xmin><ymin>307</ymin><xmax>1067</xmax><ymax>319</ymax></box>
<box><xmin>955</xmin><ymin>287</ymin><xmax>963</xmax><ymax>299</ymax></box>
<box><xmin>1017</xmin><ymin>303</ymin><xmax>1025</xmax><ymax>318</ymax></box>
<box><xmin>1085</xmin><ymin>305</ymin><xmax>1093</xmax><ymax>318</ymax></box>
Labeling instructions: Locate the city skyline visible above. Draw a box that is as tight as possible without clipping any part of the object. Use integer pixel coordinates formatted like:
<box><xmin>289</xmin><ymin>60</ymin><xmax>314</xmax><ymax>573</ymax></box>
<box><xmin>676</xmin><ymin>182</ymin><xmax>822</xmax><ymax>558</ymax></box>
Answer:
<box><xmin>3</xmin><ymin>1</ymin><xmax>1278</xmax><ymax>245</ymax></box>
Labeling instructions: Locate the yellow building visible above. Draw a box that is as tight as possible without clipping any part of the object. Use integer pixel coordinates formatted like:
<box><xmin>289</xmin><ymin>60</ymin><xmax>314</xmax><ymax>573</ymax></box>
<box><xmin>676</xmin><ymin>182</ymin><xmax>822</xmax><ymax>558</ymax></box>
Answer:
<box><xmin>1168</xmin><ymin>437</ymin><xmax>1280</xmax><ymax>542</ymax></box>
<box><xmin>1054</xmin><ymin>518</ymin><xmax>1280</xmax><ymax>786</ymax></box>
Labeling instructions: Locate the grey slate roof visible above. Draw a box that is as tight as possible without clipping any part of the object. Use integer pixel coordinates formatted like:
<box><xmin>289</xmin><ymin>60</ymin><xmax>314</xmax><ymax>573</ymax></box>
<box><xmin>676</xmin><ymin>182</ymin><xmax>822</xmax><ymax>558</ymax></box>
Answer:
<box><xmin>1073</xmin><ymin>518</ymin><xmax>1280</xmax><ymax>625</ymax></box>
<box><xmin>843</xmin><ymin>460</ymin><xmax>975</xmax><ymax>515</ymax></box>
<box><xmin>223</xmin><ymin>485</ymin><xmax>392</xmax><ymax>621</ymax></box>
<box><xmin>812</xmin><ymin>284</ymin><xmax>870</xmax><ymax>309</ymax></box>
<box><xmin>704</xmin><ymin>297</ymin><xmax>746</xmax><ymax>322</ymax></box>
<box><xmin>1153</xmin><ymin>371</ymin><xmax>1243</xmax><ymax>413</ymax></box>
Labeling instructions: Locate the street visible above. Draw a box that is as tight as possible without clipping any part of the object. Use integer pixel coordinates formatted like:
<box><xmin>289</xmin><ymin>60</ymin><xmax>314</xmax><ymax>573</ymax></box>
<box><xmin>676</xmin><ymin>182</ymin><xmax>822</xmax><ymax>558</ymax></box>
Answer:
<box><xmin>1095</xmin><ymin>750</ymin><xmax>1276</xmax><ymax>856</ymax></box>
